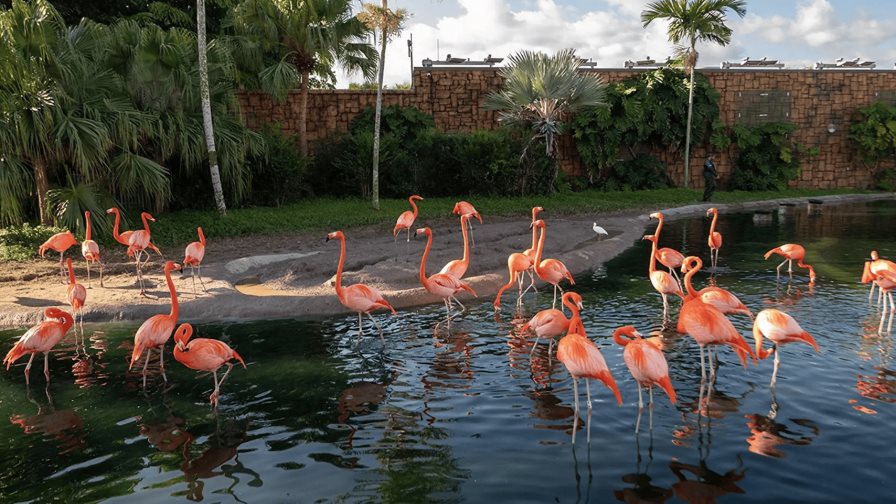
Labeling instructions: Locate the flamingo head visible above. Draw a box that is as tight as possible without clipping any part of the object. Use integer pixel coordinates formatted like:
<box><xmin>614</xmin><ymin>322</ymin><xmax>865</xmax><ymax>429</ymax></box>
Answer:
<box><xmin>410</xmin><ymin>195</ymin><xmax>424</xmax><ymax>201</ymax></box>
<box><xmin>413</xmin><ymin>227</ymin><xmax>431</xmax><ymax>238</ymax></box>
<box><xmin>85</xmin><ymin>210</ymin><xmax>91</xmax><ymax>219</ymax></box>
<box><xmin>173</xmin><ymin>323</ymin><xmax>194</xmax><ymax>350</ymax></box>
<box><xmin>529</xmin><ymin>219</ymin><xmax>546</xmax><ymax>230</ymax></box>
<box><xmin>870</xmin><ymin>250</ymin><xmax>879</xmax><ymax>260</ymax></box>
<box><xmin>105</xmin><ymin>207</ymin><xmax>119</xmax><ymax>215</ymax></box>
<box><xmin>531</xmin><ymin>206</ymin><xmax>544</xmax><ymax>220</ymax></box>
<box><xmin>141</xmin><ymin>212</ymin><xmax>156</xmax><ymax>222</ymax></box>
<box><xmin>163</xmin><ymin>260</ymin><xmax>182</xmax><ymax>274</ymax></box>
<box><xmin>561</xmin><ymin>291</ymin><xmax>584</xmax><ymax>310</ymax></box>
<box><xmin>706</xmin><ymin>207</ymin><xmax>718</xmax><ymax>217</ymax></box>
<box><xmin>43</xmin><ymin>307</ymin><xmax>69</xmax><ymax>321</ymax></box>
<box><xmin>642</xmin><ymin>234</ymin><xmax>656</xmax><ymax>243</ymax></box>
<box><xmin>325</xmin><ymin>231</ymin><xmax>344</xmax><ymax>242</ymax></box>
<box><xmin>681</xmin><ymin>255</ymin><xmax>702</xmax><ymax>274</ymax></box>
<box><xmin>649</xmin><ymin>212</ymin><xmax>662</xmax><ymax>220</ymax></box>
<box><xmin>452</xmin><ymin>201</ymin><xmax>468</xmax><ymax>215</ymax></box>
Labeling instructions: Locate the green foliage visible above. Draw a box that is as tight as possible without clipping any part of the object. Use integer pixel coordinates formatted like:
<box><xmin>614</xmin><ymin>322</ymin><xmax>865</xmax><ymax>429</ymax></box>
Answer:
<box><xmin>849</xmin><ymin>102</ymin><xmax>896</xmax><ymax>190</ymax></box>
<box><xmin>247</xmin><ymin>125</ymin><xmax>310</xmax><ymax>206</ymax></box>
<box><xmin>349</xmin><ymin>105</ymin><xmax>435</xmax><ymax>141</ymax></box>
<box><xmin>727</xmin><ymin>122</ymin><xmax>802</xmax><ymax>191</ymax></box>
<box><xmin>0</xmin><ymin>223</ymin><xmax>67</xmax><ymax>261</ymax></box>
<box><xmin>602</xmin><ymin>154</ymin><xmax>672</xmax><ymax>191</ymax></box>
<box><xmin>573</xmin><ymin>67</ymin><xmax>719</xmax><ymax>188</ymax></box>
<box><xmin>874</xmin><ymin>169</ymin><xmax>896</xmax><ymax>191</ymax></box>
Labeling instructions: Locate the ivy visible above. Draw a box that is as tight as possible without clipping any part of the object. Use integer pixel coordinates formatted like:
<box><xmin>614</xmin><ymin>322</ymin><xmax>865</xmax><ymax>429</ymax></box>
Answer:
<box><xmin>848</xmin><ymin>101</ymin><xmax>896</xmax><ymax>190</ymax></box>
<box><xmin>727</xmin><ymin>122</ymin><xmax>804</xmax><ymax>191</ymax></box>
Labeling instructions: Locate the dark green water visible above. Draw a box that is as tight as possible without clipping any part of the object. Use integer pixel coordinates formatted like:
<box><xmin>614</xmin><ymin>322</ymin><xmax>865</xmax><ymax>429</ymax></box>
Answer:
<box><xmin>2</xmin><ymin>200</ymin><xmax>895</xmax><ymax>503</ymax></box>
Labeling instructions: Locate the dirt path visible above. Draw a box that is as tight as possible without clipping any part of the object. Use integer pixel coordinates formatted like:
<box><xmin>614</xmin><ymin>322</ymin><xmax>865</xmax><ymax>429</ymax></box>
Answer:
<box><xmin>1</xmin><ymin>193</ymin><xmax>891</xmax><ymax>328</ymax></box>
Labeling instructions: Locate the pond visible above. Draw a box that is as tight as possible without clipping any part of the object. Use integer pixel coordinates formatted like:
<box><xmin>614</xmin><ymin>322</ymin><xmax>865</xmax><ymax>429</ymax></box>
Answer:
<box><xmin>1</xmin><ymin>200</ymin><xmax>895</xmax><ymax>503</ymax></box>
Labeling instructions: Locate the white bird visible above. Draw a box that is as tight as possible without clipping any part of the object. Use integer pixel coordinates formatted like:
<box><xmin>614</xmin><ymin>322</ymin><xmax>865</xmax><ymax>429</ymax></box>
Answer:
<box><xmin>592</xmin><ymin>222</ymin><xmax>608</xmax><ymax>240</ymax></box>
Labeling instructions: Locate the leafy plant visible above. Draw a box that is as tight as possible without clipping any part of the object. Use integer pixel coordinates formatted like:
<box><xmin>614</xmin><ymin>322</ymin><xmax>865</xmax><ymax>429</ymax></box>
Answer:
<box><xmin>602</xmin><ymin>154</ymin><xmax>672</xmax><ymax>191</ymax></box>
<box><xmin>0</xmin><ymin>223</ymin><xmax>67</xmax><ymax>261</ymax></box>
<box><xmin>727</xmin><ymin>122</ymin><xmax>801</xmax><ymax>191</ymax></box>
<box><xmin>246</xmin><ymin>125</ymin><xmax>310</xmax><ymax>206</ymax></box>
<box><xmin>849</xmin><ymin>101</ymin><xmax>896</xmax><ymax>189</ymax></box>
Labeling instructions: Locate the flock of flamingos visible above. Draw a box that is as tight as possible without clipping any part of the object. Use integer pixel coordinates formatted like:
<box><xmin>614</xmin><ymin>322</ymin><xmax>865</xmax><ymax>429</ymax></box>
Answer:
<box><xmin>5</xmin><ymin>197</ymin><xmax>896</xmax><ymax>443</ymax></box>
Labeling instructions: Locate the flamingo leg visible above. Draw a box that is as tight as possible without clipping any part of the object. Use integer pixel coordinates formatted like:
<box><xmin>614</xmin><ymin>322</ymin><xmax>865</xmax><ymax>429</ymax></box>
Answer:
<box><xmin>530</xmin><ymin>336</ymin><xmax>541</xmax><ymax>357</ymax></box>
<box><xmin>699</xmin><ymin>344</ymin><xmax>707</xmax><ymax>384</ymax></box>
<box><xmin>571</xmin><ymin>376</ymin><xmax>579</xmax><ymax>444</ymax></box>
<box><xmin>99</xmin><ymin>260</ymin><xmax>105</xmax><ymax>288</ymax></box>
<box><xmin>661</xmin><ymin>293</ymin><xmax>669</xmax><ymax>320</ymax></box>
<box><xmin>210</xmin><ymin>369</ymin><xmax>220</xmax><ymax>407</ymax></box>
<box><xmin>552</xmin><ymin>284</ymin><xmax>558</xmax><ymax>309</ymax></box>
<box><xmin>635</xmin><ymin>385</ymin><xmax>643</xmax><ymax>434</ymax></box>
<box><xmin>585</xmin><ymin>379</ymin><xmax>593</xmax><ymax>444</ymax></box>
<box><xmin>468</xmin><ymin>220</ymin><xmax>476</xmax><ymax>248</ymax></box>
<box><xmin>86</xmin><ymin>261</ymin><xmax>92</xmax><ymax>289</ymax></box>
<box><xmin>58</xmin><ymin>252</ymin><xmax>66</xmax><ymax>283</ymax></box>
<box><xmin>197</xmin><ymin>265</ymin><xmax>208</xmax><ymax>293</ymax></box>
<box><xmin>770</xmin><ymin>346</ymin><xmax>780</xmax><ymax>388</ymax></box>
<box><xmin>190</xmin><ymin>265</ymin><xmax>198</xmax><ymax>297</ymax></box>
<box><xmin>357</xmin><ymin>312</ymin><xmax>364</xmax><ymax>342</ymax></box>
<box><xmin>869</xmin><ymin>282</ymin><xmax>875</xmax><ymax>302</ymax></box>
<box><xmin>888</xmin><ymin>291</ymin><xmax>895</xmax><ymax>333</ymax></box>
<box><xmin>451</xmin><ymin>296</ymin><xmax>467</xmax><ymax>315</ymax></box>
<box><xmin>879</xmin><ymin>291</ymin><xmax>889</xmax><ymax>334</ymax></box>
<box><xmin>648</xmin><ymin>387</ymin><xmax>654</xmax><ymax>432</ymax></box>
<box><xmin>366</xmin><ymin>312</ymin><xmax>385</xmax><ymax>342</ymax></box>
<box><xmin>142</xmin><ymin>348</ymin><xmax>151</xmax><ymax>388</ymax></box>
<box><xmin>43</xmin><ymin>352</ymin><xmax>50</xmax><ymax>382</ymax></box>
<box><xmin>159</xmin><ymin>346</ymin><xmax>167</xmax><ymax>383</ymax></box>
<box><xmin>24</xmin><ymin>353</ymin><xmax>36</xmax><ymax>385</ymax></box>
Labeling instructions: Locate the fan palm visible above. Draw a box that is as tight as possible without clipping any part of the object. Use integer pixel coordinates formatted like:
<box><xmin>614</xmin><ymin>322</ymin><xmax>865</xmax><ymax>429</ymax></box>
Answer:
<box><xmin>484</xmin><ymin>49</ymin><xmax>607</xmax><ymax>192</ymax></box>
<box><xmin>642</xmin><ymin>0</ymin><xmax>746</xmax><ymax>188</ymax></box>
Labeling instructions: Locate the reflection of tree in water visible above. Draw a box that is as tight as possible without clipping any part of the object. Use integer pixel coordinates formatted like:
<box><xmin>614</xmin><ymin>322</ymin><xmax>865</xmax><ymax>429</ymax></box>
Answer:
<box><xmin>9</xmin><ymin>387</ymin><xmax>85</xmax><ymax>456</ymax></box>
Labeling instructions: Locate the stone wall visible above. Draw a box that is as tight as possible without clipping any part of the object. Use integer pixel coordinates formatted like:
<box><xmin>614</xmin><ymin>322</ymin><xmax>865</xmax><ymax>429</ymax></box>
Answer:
<box><xmin>238</xmin><ymin>67</ymin><xmax>896</xmax><ymax>189</ymax></box>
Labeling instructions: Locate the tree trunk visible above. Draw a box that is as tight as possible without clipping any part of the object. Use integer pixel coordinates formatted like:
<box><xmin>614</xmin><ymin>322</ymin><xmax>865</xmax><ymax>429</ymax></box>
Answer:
<box><xmin>683</xmin><ymin>64</ymin><xmax>696</xmax><ymax>189</ymax></box>
<box><xmin>299</xmin><ymin>70</ymin><xmax>309</xmax><ymax>156</ymax></box>
<box><xmin>34</xmin><ymin>157</ymin><xmax>51</xmax><ymax>225</ymax></box>
<box><xmin>371</xmin><ymin>3</ymin><xmax>388</xmax><ymax>211</ymax></box>
<box><xmin>197</xmin><ymin>0</ymin><xmax>227</xmax><ymax>215</ymax></box>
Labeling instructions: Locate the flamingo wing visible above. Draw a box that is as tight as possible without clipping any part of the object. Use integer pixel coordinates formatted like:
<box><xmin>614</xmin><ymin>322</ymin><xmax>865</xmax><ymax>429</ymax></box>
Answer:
<box><xmin>650</xmin><ymin>270</ymin><xmax>682</xmax><ymax>296</ymax></box>
<box><xmin>393</xmin><ymin>210</ymin><xmax>415</xmax><ymax>236</ymax></box>
<box><xmin>557</xmin><ymin>334</ymin><xmax>622</xmax><ymax>404</ymax></box>
<box><xmin>184</xmin><ymin>242</ymin><xmax>205</xmax><ymax>265</ymax></box>
<box><xmin>523</xmin><ymin>309</ymin><xmax>568</xmax><ymax>338</ymax></box>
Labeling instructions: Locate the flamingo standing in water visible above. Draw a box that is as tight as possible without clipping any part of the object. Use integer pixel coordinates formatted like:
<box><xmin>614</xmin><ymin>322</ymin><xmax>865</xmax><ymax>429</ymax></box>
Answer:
<box><xmin>863</xmin><ymin>251</ymin><xmax>896</xmax><ymax>303</ymax></box>
<box><xmin>65</xmin><ymin>258</ymin><xmax>87</xmax><ymax>345</ymax></box>
<box><xmin>706</xmin><ymin>208</ymin><xmax>722</xmax><ymax>270</ymax></box>
<box><xmin>439</xmin><ymin>214</ymin><xmax>473</xmax><ymax>279</ymax></box>
<box><xmin>872</xmin><ymin>270</ymin><xmax>896</xmax><ymax>333</ymax></box>
<box><xmin>649</xmin><ymin>212</ymin><xmax>685</xmax><ymax>285</ymax></box>
<box><xmin>173</xmin><ymin>323</ymin><xmax>246</xmax><ymax>408</ymax></box>
<box><xmin>681</xmin><ymin>256</ymin><xmax>752</xmax><ymax>319</ymax></box>
<box><xmin>393</xmin><ymin>195</ymin><xmax>423</xmax><ymax>242</ymax></box>
<box><xmin>612</xmin><ymin>325</ymin><xmax>677</xmax><ymax>432</ymax></box>
<box><xmin>415</xmin><ymin>227</ymin><xmax>477</xmax><ymax>325</ymax></box>
<box><xmin>643</xmin><ymin>234</ymin><xmax>683</xmax><ymax>319</ymax></box>
<box><xmin>678</xmin><ymin>256</ymin><xmax>756</xmax><ymax>382</ymax></box>
<box><xmin>521</xmin><ymin>292</ymin><xmax>584</xmax><ymax>356</ymax></box>
<box><xmin>4</xmin><ymin>308</ymin><xmax>74</xmax><ymax>385</ymax></box>
<box><xmin>183</xmin><ymin>227</ymin><xmax>208</xmax><ymax>296</ymax></box>
<box><xmin>452</xmin><ymin>201</ymin><xmax>482</xmax><ymax>247</ymax></box>
<box><xmin>127</xmin><ymin>212</ymin><xmax>156</xmax><ymax>296</ymax></box>
<box><xmin>532</xmin><ymin>219</ymin><xmax>575</xmax><ymax>308</ymax></box>
<box><xmin>106</xmin><ymin>207</ymin><xmax>162</xmax><ymax>256</ymax></box>
<box><xmin>327</xmin><ymin>231</ymin><xmax>397</xmax><ymax>341</ymax></box>
<box><xmin>81</xmin><ymin>211</ymin><xmax>103</xmax><ymax>287</ymax></box>
<box><xmin>521</xmin><ymin>206</ymin><xmax>545</xmax><ymax>293</ymax></box>
<box><xmin>38</xmin><ymin>231</ymin><xmax>79</xmax><ymax>282</ymax></box>
<box><xmin>493</xmin><ymin>252</ymin><xmax>534</xmax><ymax>311</ymax></box>
<box><xmin>764</xmin><ymin>244</ymin><xmax>816</xmax><ymax>283</ymax></box>
<box><xmin>752</xmin><ymin>309</ymin><xmax>819</xmax><ymax>387</ymax></box>
<box><xmin>129</xmin><ymin>261</ymin><xmax>181</xmax><ymax>387</ymax></box>
<box><xmin>557</xmin><ymin>300</ymin><xmax>622</xmax><ymax>444</ymax></box>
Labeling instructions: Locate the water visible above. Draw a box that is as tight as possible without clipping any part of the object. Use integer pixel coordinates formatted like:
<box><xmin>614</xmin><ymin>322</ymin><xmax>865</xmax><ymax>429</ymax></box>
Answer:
<box><xmin>2</xmin><ymin>200</ymin><xmax>895</xmax><ymax>503</ymax></box>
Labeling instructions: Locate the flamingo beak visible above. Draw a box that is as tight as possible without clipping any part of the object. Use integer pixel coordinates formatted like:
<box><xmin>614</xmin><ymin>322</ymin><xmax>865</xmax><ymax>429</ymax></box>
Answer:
<box><xmin>576</xmin><ymin>301</ymin><xmax>583</xmax><ymax>310</ymax></box>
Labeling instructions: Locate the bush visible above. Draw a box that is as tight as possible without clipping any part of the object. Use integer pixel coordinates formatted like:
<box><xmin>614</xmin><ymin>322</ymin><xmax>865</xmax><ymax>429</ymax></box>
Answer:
<box><xmin>0</xmin><ymin>223</ymin><xmax>68</xmax><ymax>261</ymax></box>
<box><xmin>601</xmin><ymin>153</ymin><xmax>671</xmax><ymax>191</ymax></box>
<box><xmin>727</xmin><ymin>123</ymin><xmax>801</xmax><ymax>191</ymax></box>
<box><xmin>247</xmin><ymin>125</ymin><xmax>309</xmax><ymax>206</ymax></box>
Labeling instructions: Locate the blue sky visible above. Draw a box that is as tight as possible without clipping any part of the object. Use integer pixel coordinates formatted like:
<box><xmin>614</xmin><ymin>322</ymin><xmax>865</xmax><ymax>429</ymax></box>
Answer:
<box><xmin>344</xmin><ymin>0</ymin><xmax>896</xmax><ymax>86</ymax></box>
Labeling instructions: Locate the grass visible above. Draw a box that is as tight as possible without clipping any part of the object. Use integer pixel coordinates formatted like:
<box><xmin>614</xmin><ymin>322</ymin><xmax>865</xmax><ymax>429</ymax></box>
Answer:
<box><xmin>148</xmin><ymin>187</ymin><xmax>871</xmax><ymax>248</ymax></box>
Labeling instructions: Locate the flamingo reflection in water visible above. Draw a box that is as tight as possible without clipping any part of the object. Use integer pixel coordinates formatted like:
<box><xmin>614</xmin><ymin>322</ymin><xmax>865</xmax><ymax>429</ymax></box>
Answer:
<box><xmin>669</xmin><ymin>458</ymin><xmax>746</xmax><ymax>504</ymax></box>
<box><xmin>745</xmin><ymin>387</ymin><xmax>821</xmax><ymax>458</ymax></box>
<box><xmin>180</xmin><ymin>420</ymin><xmax>259</xmax><ymax>502</ymax></box>
<box><xmin>10</xmin><ymin>387</ymin><xmax>85</xmax><ymax>456</ymax></box>
<box><xmin>613</xmin><ymin>431</ymin><xmax>673</xmax><ymax>504</ymax></box>
<box><xmin>337</xmin><ymin>380</ymin><xmax>389</xmax><ymax>449</ymax></box>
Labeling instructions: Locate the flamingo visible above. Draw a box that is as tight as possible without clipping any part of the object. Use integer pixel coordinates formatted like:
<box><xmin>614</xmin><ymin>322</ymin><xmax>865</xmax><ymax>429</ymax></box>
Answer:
<box><xmin>863</xmin><ymin>251</ymin><xmax>896</xmax><ymax>303</ymax></box>
<box><xmin>415</xmin><ymin>227</ymin><xmax>477</xmax><ymax>325</ymax></box>
<box><xmin>129</xmin><ymin>260</ymin><xmax>182</xmax><ymax>387</ymax></box>
<box><xmin>612</xmin><ymin>325</ymin><xmax>677</xmax><ymax>432</ymax></box>
<box><xmin>649</xmin><ymin>212</ymin><xmax>685</xmax><ymax>285</ymax></box>
<box><xmin>643</xmin><ymin>234</ymin><xmax>684</xmax><ymax>319</ymax></box>
<box><xmin>38</xmin><ymin>231</ymin><xmax>79</xmax><ymax>282</ymax></box>
<box><xmin>532</xmin><ymin>219</ymin><xmax>576</xmax><ymax>308</ymax></box>
<box><xmin>521</xmin><ymin>292</ymin><xmax>584</xmax><ymax>356</ymax></box>
<box><xmin>4</xmin><ymin>308</ymin><xmax>74</xmax><ymax>385</ymax></box>
<box><xmin>872</xmin><ymin>270</ymin><xmax>896</xmax><ymax>333</ymax></box>
<box><xmin>677</xmin><ymin>255</ymin><xmax>756</xmax><ymax>382</ymax></box>
<box><xmin>764</xmin><ymin>244</ymin><xmax>816</xmax><ymax>283</ymax></box>
<box><xmin>752</xmin><ymin>309</ymin><xmax>819</xmax><ymax>387</ymax></box>
<box><xmin>452</xmin><ymin>200</ymin><xmax>482</xmax><ymax>247</ymax></box>
<box><xmin>522</xmin><ymin>206</ymin><xmax>544</xmax><ymax>293</ymax></box>
<box><xmin>326</xmin><ymin>231</ymin><xmax>397</xmax><ymax>341</ymax></box>
<box><xmin>706</xmin><ymin>207</ymin><xmax>722</xmax><ymax>270</ymax></box>
<box><xmin>183</xmin><ymin>227</ymin><xmax>208</xmax><ymax>296</ymax></box>
<box><xmin>65</xmin><ymin>258</ymin><xmax>87</xmax><ymax>345</ymax></box>
<box><xmin>557</xmin><ymin>301</ymin><xmax>622</xmax><ymax>444</ymax></box>
<box><xmin>493</xmin><ymin>252</ymin><xmax>535</xmax><ymax>311</ymax></box>
<box><xmin>126</xmin><ymin>212</ymin><xmax>156</xmax><ymax>296</ymax></box>
<box><xmin>106</xmin><ymin>207</ymin><xmax>162</xmax><ymax>256</ymax></box>
<box><xmin>81</xmin><ymin>211</ymin><xmax>104</xmax><ymax>287</ymax></box>
<box><xmin>393</xmin><ymin>194</ymin><xmax>424</xmax><ymax>242</ymax></box>
<box><xmin>173</xmin><ymin>323</ymin><xmax>246</xmax><ymax>408</ymax></box>
<box><xmin>439</xmin><ymin>214</ymin><xmax>472</xmax><ymax>279</ymax></box>
<box><xmin>681</xmin><ymin>256</ymin><xmax>753</xmax><ymax>319</ymax></box>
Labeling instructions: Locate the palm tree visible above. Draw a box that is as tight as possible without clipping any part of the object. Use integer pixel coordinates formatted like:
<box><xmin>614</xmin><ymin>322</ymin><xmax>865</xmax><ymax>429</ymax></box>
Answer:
<box><xmin>196</xmin><ymin>0</ymin><xmax>227</xmax><ymax>215</ymax></box>
<box><xmin>642</xmin><ymin>0</ymin><xmax>746</xmax><ymax>188</ymax></box>
<box><xmin>484</xmin><ymin>49</ymin><xmax>607</xmax><ymax>192</ymax></box>
<box><xmin>359</xmin><ymin>1</ymin><xmax>406</xmax><ymax>210</ymax></box>
<box><xmin>228</xmin><ymin>0</ymin><xmax>377</xmax><ymax>156</ymax></box>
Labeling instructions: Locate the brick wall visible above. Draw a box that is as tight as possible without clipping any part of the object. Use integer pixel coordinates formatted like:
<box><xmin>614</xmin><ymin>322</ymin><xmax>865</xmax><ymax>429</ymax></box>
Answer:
<box><xmin>238</xmin><ymin>67</ymin><xmax>896</xmax><ymax>189</ymax></box>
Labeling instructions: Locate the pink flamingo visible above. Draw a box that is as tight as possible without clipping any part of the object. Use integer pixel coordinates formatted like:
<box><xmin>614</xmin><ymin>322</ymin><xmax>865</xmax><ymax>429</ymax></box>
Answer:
<box><xmin>522</xmin><ymin>206</ymin><xmax>545</xmax><ymax>293</ymax></box>
<box><xmin>532</xmin><ymin>219</ymin><xmax>576</xmax><ymax>308</ymax></box>
<box><xmin>65</xmin><ymin>258</ymin><xmax>87</xmax><ymax>345</ymax></box>
<box><xmin>183</xmin><ymin>227</ymin><xmax>208</xmax><ymax>296</ymax></box>
<box><xmin>452</xmin><ymin>200</ymin><xmax>482</xmax><ymax>247</ymax></box>
<box><xmin>4</xmin><ymin>308</ymin><xmax>74</xmax><ymax>385</ymax></box>
<box><xmin>173</xmin><ymin>323</ymin><xmax>246</xmax><ymax>408</ymax></box>
<box><xmin>415</xmin><ymin>227</ymin><xmax>477</xmax><ymax>325</ymax></box>
<box><xmin>872</xmin><ymin>270</ymin><xmax>896</xmax><ymax>333</ymax></box>
<box><xmin>706</xmin><ymin>207</ymin><xmax>722</xmax><ymax>270</ymax></box>
<box><xmin>613</xmin><ymin>325</ymin><xmax>677</xmax><ymax>432</ymax></box>
<box><xmin>127</xmin><ymin>212</ymin><xmax>156</xmax><ymax>296</ymax></box>
<box><xmin>863</xmin><ymin>251</ymin><xmax>896</xmax><ymax>303</ymax></box>
<box><xmin>764</xmin><ymin>243</ymin><xmax>816</xmax><ymax>283</ymax></box>
<box><xmin>327</xmin><ymin>231</ymin><xmax>397</xmax><ymax>341</ymax></box>
<box><xmin>81</xmin><ymin>211</ymin><xmax>104</xmax><ymax>287</ymax></box>
<box><xmin>493</xmin><ymin>252</ymin><xmax>535</xmax><ymax>311</ymax></box>
<box><xmin>129</xmin><ymin>261</ymin><xmax>181</xmax><ymax>387</ymax></box>
<box><xmin>38</xmin><ymin>231</ymin><xmax>79</xmax><ymax>282</ymax></box>
<box><xmin>106</xmin><ymin>207</ymin><xmax>162</xmax><ymax>256</ymax></box>
<box><xmin>649</xmin><ymin>212</ymin><xmax>685</xmax><ymax>285</ymax></box>
<box><xmin>681</xmin><ymin>256</ymin><xmax>752</xmax><ymax>319</ymax></box>
<box><xmin>643</xmin><ymin>234</ymin><xmax>684</xmax><ymax>319</ymax></box>
<box><xmin>439</xmin><ymin>214</ymin><xmax>472</xmax><ymax>279</ymax></box>
<box><xmin>521</xmin><ymin>292</ymin><xmax>584</xmax><ymax>356</ymax></box>
<box><xmin>557</xmin><ymin>301</ymin><xmax>622</xmax><ymax>444</ymax></box>
<box><xmin>393</xmin><ymin>195</ymin><xmax>424</xmax><ymax>242</ymax></box>
<box><xmin>753</xmin><ymin>309</ymin><xmax>819</xmax><ymax>387</ymax></box>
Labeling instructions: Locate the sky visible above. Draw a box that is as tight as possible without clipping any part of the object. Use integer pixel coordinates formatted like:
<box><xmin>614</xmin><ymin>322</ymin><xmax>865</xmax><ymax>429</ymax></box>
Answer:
<box><xmin>340</xmin><ymin>0</ymin><xmax>896</xmax><ymax>86</ymax></box>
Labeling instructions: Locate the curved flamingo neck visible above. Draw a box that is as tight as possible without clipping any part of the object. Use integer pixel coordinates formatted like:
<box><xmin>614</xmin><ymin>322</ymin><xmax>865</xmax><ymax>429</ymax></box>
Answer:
<box><xmin>110</xmin><ymin>210</ymin><xmax>124</xmax><ymax>243</ymax></box>
<box><xmin>58</xmin><ymin>312</ymin><xmax>74</xmax><ymax>332</ymax></box>
<box><xmin>85</xmin><ymin>212</ymin><xmax>93</xmax><ymax>241</ymax></box>
<box><xmin>408</xmin><ymin>197</ymin><xmax>419</xmax><ymax>218</ymax></box>
<box><xmin>612</xmin><ymin>328</ymin><xmax>634</xmax><ymax>346</ymax></box>
<box><xmin>166</xmin><ymin>267</ymin><xmax>179</xmax><ymax>320</ymax></box>
<box><xmin>683</xmin><ymin>259</ymin><xmax>702</xmax><ymax>298</ymax></box>
<box><xmin>334</xmin><ymin>235</ymin><xmax>346</xmax><ymax>299</ymax></box>
<box><xmin>534</xmin><ymin>224</ymin><xmax>546</xmax><ymax>273</ymax></box>
<box><xmin>67</xmin><ymin>260</ymin><xmax>76</xmax><ymax>285</ymax></box>
<box><xmin>648</xmin><ymin>238</ymin><xmax>658</xmax><ymax>273</ymax></box>
<box><xmin>197</xmin><ymin>227</ymin><xmax>206</xmax><ymax>246</ymax></box>
<box><xmin>419</xmin><ymin>231</ymin><xmax>432</xmax><ymax>285</ymax></box>
<box><xmin>653</xmin><ymin>214</ymin><xmax>664</xmax><ymax>240</ymax></box>
<box><xmin>459</xmin><ymin>216</ymin><xmax>469</xmax><ymax>265</ymax></box>
<box><xmin>799</xmin><ymin>261</ymin><xmax>816</xmax><ymax>280</ymax></box>
<box><xmin>141</xmin><ymin>214</ymin><xmax>151</xmax><ymax>233</ymax></box>
<box><xmin>530</xmin><ymin>209</ymin><xmax>541</xmax><ymax>250</ymax></box>
<box><xmin>709</xmin><ymin>211</ymin><xmax>718</xmax><ymax>236</ymax></box>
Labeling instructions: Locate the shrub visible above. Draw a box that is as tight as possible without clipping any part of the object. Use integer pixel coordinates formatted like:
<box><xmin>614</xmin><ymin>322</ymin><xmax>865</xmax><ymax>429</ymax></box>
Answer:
<box><xmin>727</xmin><ymin>123</ymin><xmax>801</xmax><ymax>191</ymax></box>
<box><xmin>0</xmin><ymin>223</ymin><xmax>68</xmax><ymax>261</ymax></box>
<box><xmin>247</xmin><ymin>126</ymin><xmax>310</xmax><ymax>206</ymax></box>
<box><xmin>602</xmin><ymin>154</ymin><xmax>672</xmax><ymax>191</ymax></box>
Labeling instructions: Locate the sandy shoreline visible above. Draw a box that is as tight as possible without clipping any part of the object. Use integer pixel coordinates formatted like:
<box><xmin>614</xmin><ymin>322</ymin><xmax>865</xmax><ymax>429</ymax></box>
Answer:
<box><xmin>1</xmin><ymin>193</ymin><xmax>892</xmax><ymax>328</ymax></box>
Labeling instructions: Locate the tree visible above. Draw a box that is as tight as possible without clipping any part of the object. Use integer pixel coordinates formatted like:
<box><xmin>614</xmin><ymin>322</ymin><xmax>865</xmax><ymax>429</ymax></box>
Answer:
<box><xmin>358</xmin><ymin>1</ymin><xmax>406</xmax><ymax>210</ymax></box>
<box><xmin>197</xmin><ymin>0</ymin><xmax>227</xmax><ymax>214</ymax></box>
<box><xmin>228</xmin><ymin>0</ymin><xmax>377</xmax><ymax>156</ymax></box>
<box><xmin>484</xmin><ymin>49</ymin><xmax>607</xmax><ymax>192</ymax></box>
<box><xmin>641</xmin><ymin>0</ymin><xmax>746</xmax><ymax>188</ymax></box>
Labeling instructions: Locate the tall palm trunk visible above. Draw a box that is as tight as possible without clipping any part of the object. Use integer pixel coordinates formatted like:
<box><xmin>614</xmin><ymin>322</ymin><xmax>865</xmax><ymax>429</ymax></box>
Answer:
<box><xmin>197</xmin><ymin>0</ymin><xmax>226</xmax><ymax>215</ymax></box>
<box><xmin>34</xmin><ymin>157</ymin><xmax>50</xmax><ymax>225</ymax></box>
<box><xmin>371</xmin><ymin>0</ymin><xmax>388</xmax><ymax>211</ymax></box>
<box><xmin>299</xmin><ymin>70</ymin><xmax>309</xmax><ymax>156</ymax></box>
<box><xmin>683</xmin><ymin>64</ymin><xmax>695</xmax><ymax>189</ymax></box>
